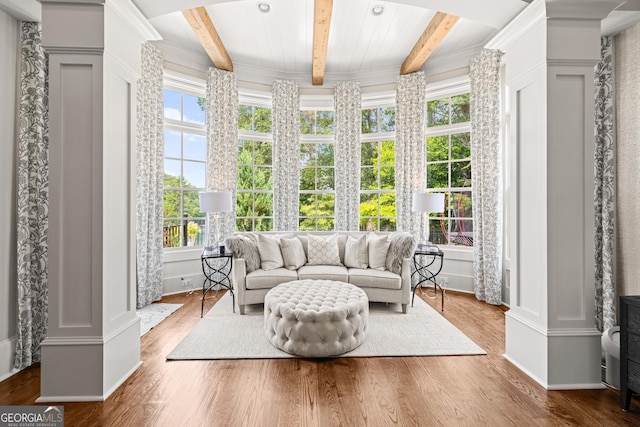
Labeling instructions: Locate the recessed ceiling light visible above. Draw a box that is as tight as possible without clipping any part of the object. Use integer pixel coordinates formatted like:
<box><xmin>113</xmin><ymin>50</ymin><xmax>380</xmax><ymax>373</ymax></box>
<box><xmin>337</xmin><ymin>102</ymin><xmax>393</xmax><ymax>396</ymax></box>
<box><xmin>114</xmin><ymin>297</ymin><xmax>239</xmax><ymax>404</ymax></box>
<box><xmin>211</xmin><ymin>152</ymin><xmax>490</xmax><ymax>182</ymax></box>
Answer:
<box><xmin>372</xmin><ymin>5</ymin><xmax>384</xmax><ymax>16</ymax></box>
<box><xmin>258</xmin><ymin>2</ymin><xmax>271</xmax><ymax>13</ymax></box>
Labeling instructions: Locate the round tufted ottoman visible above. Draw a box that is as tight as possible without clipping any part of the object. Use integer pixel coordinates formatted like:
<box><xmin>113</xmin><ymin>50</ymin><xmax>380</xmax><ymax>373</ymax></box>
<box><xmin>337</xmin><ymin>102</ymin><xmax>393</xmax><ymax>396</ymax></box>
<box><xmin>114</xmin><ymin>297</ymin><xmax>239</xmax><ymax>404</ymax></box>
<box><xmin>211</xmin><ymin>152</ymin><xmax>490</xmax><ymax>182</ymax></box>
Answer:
<box><xmin>264</xmin><ymin>280</ymin><xmax>369</xmax><ymax>357</ymax></box>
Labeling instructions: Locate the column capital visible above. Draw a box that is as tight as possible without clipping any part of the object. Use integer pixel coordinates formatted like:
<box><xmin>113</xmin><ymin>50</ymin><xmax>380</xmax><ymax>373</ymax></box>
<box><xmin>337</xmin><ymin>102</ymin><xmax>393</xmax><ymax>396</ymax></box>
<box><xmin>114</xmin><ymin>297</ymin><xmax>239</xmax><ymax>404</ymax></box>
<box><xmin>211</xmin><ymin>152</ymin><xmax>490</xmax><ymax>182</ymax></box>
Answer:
<box><xmin>546</xmin><ymin>0</ymin><xmax>625</xmax><ymax>20</ymax></box>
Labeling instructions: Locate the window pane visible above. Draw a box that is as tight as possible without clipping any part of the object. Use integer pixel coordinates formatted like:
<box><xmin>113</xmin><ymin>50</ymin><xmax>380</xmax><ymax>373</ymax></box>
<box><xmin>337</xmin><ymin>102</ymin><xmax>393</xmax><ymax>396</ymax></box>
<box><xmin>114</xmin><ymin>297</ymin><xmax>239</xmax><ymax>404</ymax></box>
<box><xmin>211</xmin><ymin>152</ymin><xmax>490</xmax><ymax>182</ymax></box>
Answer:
<box><xmin>183</xmin><ymin>94</ymin><xmax>205</xmax><ymax>125</ymax></box>
<box><xmin>450</xmin><ymin>219</ymin><xmax>473</xmax><ymax>246</ymax></box>
<box><xmin>254</xmin><ymin>166</ymin><xmax>272</xmax><ymax>190</ymax></box>
<box><xmin>300</xmin><ymin>168</ymin><xmax>315</xmax><ymax>191</ymax></box>
<box><xmin>361</xmin><ymin>142</ymin><xmax>377</xmax><ymax>166</ymax></box>
<box><xmin>427</xmin><ymin>163</ymin><xmax>448</xmax><ymax>189</ymax></box>
<box><xmin>380</xmin><ymin>141</ymin><xmax>394</xmax><ymax>165</ymax></box>
<box><xmin>300</xmin><ymin>110</ymin><xmax>315</xmax><ymax>134</ymax></box>
<box><xmin>450</xmin><ymin>191</ymin><xmax>473</xmax><ymax>218</ymax></box>
<box><xmin>360</xmin><ymin>217</ymin><xmax>376</xmax><ymax>231</ymax></box>
<box><xmin>379</xmin><ymin>217</ymin><xmax>396</xmax><ymax>232</ymax></box>
<box><xmin>254</xmin><ymin>141</ymin><xmax>272</xmax><ymax>165</ymax></box>
<box><xmin>451</xmin><ymin>94</ymin><xmax>470</xmax><ymax>124</ymax></box>
<box><xmin>164</xmin><ymin>159</ymin><xmax>181</xmax><ymax>186</ymax></box>
<box><xmin>254</xmin><ymin>107</ymin><xmax>272</xmax><ymax>132</ymax></box>
<box><xmin>451</xmin><ymin>161</ymin><xmax>471</xmax><ymax>188</ymax></box>
<box><xmin>163</xmin><ymin>219</ymin><xmax>182</xmax><ymax>248</ymax></box>
<box><xmin>360</xmin><ymin>193</ymin><xmax>379</xmax><ymax>217</ymax></box>
<box><xmin>317</xmin><ymin>218</ymin><xmax>334</xmax><ymax>231</ymax></box>
<box><xmin>300</xmin><ymin>144</ymin><xmax>315</xmax><ymax>167</ymax></box>
<box><xmin>428</xmin><ymin>218</ymin><xmax>447</xmax><ymax>245</ymax></box>
<box><xmin>318</xmin><ymin>193</ymin><xmax>335</xmax><ymax>216</ymax></box>
<box><xmin>362</xmin><ymin>109</ymin><xmax>378</xmax><ymax>133</ymax></box>
<box><xmin>186</xmin><ymin>219</ymin><xmax>205</xmax><ymax>247</ymax></box>
<box><xmin>299</xmin><ymin>193</ymin><xmax>315</xmax><ymax>216</ymax></box>
<box><xmin>238</xmin><ymin>105</ymin><xmax>253</xmax><ymax>131</ymax></box>
<box><xmin>380</xmin><ymin>193</ymin><xmax>396</xmax><ymax>217</ymax></box>
<box><xmin>299</xmin><ymin>218</ymin><xmax>317</xmax><ymax>231</ymax></box>
<box><xmin>451</xmin><ymin>132</ymin><xmax>471</xmax><ymax>160</ymax></box>
<box><xmin>164</xmin><ymin>130</ymin><xmax>181</xmax><ymax>158</ymax></box>
<box><xmin>361</xmin><ymin>167</ymin><xmax>376</xmax><ymax>190</ymax></box>
<box><xmin>182</xmin><ymin>161</ymin><xmax>205</xmax><ymax>188</ymax></box>
<box><xmin>163</xmin><ymin>89</ymin><xmax>181</xmax><ymax>120</ymax></box>
<box><xmin>255</xmin><ymin>193</ymin><xmax>273</xmax><ymax>216</ymax></box>
<box><xmin>183</xmin><ymin>133</ymin><xmax>206</xmax><ymax>161</ymax></box>
<box><xmin>316</xmin><ymin>144</ymin><xmax>334</xmax><ymax>166</ymax></box>
<box><xmin>238</xmin><ymin>140</ymin><xmax>252</xmax><ymax>164</ymax></box>
<box><xmin>237</xmin><ymin>166</ymin><xmax>253</xmax><ymax>190</ymax></box>
<box><xmin>427</xmin><ymin>99</ymin><xmax>449</xmax><ymax>127</ymax></box>
<box><xmin>317</xmin><ymin>167</ymin><xmax>334</xmax><ymax>190</ymax></box>
<box><xmin>183</xmin><ymin>190</ymin><xmax>202</xmax><ymax>217</ymax></box>
<box><xmin>380</xmin><ymin>107</ymin><xmax>395</xmax><ymax>132</ymax></box>
<box><xmin>254</xmin><ymin>217</ymin><xmax>273</xmax><ymax>231</ymax></box>
<box><xmin>163</xmin><ymin>190</ymin><xmax>181</xmax><ymax>218</ymax></box>
<box><xmin>380</xmin><ymin>166</ymin><xmax>394</xmax><ymax>190</ymax></box>
<box><xmin>236</xmin><ymin>192</ymin><xmax>253</xmax><ymax>217</ymax></box>
<box><xmin>316</xmin><ymin>111</ymin><xmax>334</xmax><ymax>134</ymax></box>
<box><xmin>236</xmin><ymin>218</ymin><xmax>252</xmax><ymax>232</ymax></box>
<box><xmin>427</xmin><ymin>135</ymin><xmax>449</xmax><ymax>162</ymax></box>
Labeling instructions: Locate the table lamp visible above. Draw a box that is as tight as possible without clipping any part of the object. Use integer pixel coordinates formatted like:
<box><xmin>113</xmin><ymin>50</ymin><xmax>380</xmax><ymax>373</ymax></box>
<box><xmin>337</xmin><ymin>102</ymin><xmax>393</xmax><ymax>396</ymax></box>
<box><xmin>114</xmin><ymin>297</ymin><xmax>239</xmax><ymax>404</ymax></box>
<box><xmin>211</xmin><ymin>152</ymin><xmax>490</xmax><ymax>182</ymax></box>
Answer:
<box><xmin>412</xmin><ymin>192</ymin><xmax>445</xmax><ymax>246</ymax></box>
<box><xmin>199</xmin><ymin>191</ymin><xmax>233</xmax><ymax>253</ymax></box>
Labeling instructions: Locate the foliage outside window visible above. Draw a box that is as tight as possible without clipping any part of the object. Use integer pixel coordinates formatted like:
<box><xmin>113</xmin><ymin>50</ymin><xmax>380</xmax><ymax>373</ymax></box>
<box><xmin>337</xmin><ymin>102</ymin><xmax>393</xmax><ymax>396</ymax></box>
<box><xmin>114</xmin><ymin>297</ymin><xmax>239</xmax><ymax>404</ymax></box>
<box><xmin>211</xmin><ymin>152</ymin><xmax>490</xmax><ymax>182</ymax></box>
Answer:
<box><xmin>299</xmin><ymin>110</ymin><xmax>335</xmax><ymax>231</ymax></box>
<box><xmin>163</xmin><ymin>88</ymin><xmax>206</xmax><ymax>248</ymax></box>
<box><xmin>425</xmin><ymin>93</ymin><xmax>473</xmax><ymax>246</ymax></box>
<box><xmin>236</xmin><ymin>105</ymin><xmax>274</xmax><ymax>231</ymax></box>
<box><xmin>360</xmin><ymin>107</ymin><xmax>396</xmax><ymax>231</ymax></box>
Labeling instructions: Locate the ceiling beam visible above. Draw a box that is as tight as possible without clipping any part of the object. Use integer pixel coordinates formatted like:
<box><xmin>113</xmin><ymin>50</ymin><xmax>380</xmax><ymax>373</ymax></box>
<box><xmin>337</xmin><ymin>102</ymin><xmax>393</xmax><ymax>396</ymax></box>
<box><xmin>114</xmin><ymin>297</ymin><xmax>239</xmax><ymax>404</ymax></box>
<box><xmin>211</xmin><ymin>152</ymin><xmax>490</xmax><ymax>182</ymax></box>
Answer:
<box><xmin>312</xmin><ymin>0</ymin><xmax>333</xmax><ymax>86</ymax></box>
<box><xmin>183</xmin><ymin>6</ymin><xmax>233</xmax><ymax>72</ymax></box>
<box><xmin>400</xmin><ymin>12</ymin><xmax>459</xmax><ymax>75</ymax></box>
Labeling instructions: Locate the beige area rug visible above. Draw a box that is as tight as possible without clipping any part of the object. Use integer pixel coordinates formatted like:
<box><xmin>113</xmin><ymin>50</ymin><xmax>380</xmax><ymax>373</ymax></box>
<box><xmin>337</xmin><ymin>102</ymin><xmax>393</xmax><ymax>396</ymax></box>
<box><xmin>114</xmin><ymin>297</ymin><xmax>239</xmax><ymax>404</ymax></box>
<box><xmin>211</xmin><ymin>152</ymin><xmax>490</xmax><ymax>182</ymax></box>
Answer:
<box><xmin>137</xmin><ymin>303</ymin><xmax>182</xmax><ymax>337</ymax></box>
<box><xmin>166</xmin><ymin>292</ymin><xmax>485</xmax><ymax>360</ymax></box>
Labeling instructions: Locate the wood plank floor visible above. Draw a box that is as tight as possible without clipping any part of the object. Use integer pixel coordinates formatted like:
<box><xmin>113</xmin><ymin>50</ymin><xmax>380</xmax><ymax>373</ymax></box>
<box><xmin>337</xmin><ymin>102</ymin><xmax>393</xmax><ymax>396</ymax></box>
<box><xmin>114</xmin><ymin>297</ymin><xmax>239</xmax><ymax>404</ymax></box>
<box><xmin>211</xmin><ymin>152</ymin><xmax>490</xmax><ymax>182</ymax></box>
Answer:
<box><xmin>1</xmin><ymin>289</ymin><xmax>639</xmax><ymax>426</ymax></box>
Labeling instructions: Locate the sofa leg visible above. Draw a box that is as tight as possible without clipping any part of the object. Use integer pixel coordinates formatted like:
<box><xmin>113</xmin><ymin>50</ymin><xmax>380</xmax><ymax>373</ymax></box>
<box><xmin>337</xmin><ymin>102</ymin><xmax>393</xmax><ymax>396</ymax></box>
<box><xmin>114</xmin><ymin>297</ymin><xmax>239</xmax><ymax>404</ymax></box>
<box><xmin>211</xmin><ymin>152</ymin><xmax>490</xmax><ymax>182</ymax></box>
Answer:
<box><xmin>239</xmin><ymin>305</ymin><xmax>245</xmax><ymax>315</ymax></box>
<box><xmin>402</xmin><ymin>304</ymin><xmax>407</xmax><ymax>314</ymax></box>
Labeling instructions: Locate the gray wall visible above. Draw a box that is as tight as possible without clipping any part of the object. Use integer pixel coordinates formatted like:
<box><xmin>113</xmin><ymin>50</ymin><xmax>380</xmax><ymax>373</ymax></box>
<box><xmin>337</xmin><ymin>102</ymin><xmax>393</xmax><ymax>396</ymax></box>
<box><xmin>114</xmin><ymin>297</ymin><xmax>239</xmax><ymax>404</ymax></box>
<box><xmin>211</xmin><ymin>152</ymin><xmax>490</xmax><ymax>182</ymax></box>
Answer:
<box><xmin>0</xmin><ymin>8</ymin><xmax>18</xmax><ymax>380</ymax></box>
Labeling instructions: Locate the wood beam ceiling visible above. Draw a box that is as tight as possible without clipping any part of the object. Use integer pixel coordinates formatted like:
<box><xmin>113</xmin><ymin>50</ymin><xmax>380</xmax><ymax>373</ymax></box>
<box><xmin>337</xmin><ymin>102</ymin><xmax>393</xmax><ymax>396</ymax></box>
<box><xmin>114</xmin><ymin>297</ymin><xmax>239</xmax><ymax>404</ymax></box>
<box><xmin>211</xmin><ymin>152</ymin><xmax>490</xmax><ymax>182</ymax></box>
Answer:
<box><xmin>183</xmin><ymin>7</ymin><xmax>233</xmax><ymax>72</ymax></box>
<box><xmin>400</xmin><ymin>12</ymin><xmax>459</xmax><ymax>75</ymax></box>
<box><xmin>312</xmin><ymin>0</ymin><xmax>333</xmax><ymax>86</ymax></box>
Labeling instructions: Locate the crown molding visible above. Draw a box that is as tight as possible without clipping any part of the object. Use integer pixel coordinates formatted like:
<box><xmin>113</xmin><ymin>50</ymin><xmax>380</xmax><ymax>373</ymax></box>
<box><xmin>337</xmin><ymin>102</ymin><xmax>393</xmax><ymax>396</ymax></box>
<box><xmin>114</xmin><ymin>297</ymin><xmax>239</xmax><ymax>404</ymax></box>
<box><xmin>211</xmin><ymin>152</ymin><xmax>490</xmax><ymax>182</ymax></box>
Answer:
<box><xmin>106</xmin><ymin>0</ymin><xmax>161</xmax><ymax>41</ymax></box>
<box><xmin>0</xmin><ymin>0</ymin><xmax>41</xmax><ymax>21</ymax></box>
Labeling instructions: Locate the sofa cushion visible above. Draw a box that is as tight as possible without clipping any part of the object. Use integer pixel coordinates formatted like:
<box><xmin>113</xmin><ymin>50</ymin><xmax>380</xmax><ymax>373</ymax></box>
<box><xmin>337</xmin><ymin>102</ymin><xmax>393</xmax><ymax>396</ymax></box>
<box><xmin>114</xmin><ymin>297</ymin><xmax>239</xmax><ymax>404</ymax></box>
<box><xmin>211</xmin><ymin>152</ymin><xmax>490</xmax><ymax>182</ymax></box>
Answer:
<box><xmin>368</xmin><ymin>233</ymin><xmax>390</xmax><ymax>270</ymax></box>
<box><xmin>298</xmin><ymin>265</ymin><xmax>348</xmax><ymax>282</ymax></box>
<box><xmin>257</xmin><ymin>234</ymin><xmax>284</xmax><ymax>271</ymax></box>
<box><xmin>344</xmin><ymin>234</ymin><xmax>368</xmax><ymax>269</ymax></box>
<box><xmin>280</xmin><ymin>237</ymin><xmax>307</xmax><ymax>270</ymax></box>
<box><xmin>385</xmin><ymin>232</ymin><xmax>416</xmax><ymax>275</ymax></box>
<box><xmin>306</xmin><ymin>234</ymin><xmax>342</xmax><ymax>266</ymax></box>
<box><xmin>245</xmin><ymin>268</ymin><xmax>298</xmax><ymax>290</ymax></box>
<box><xmin>225</xmin><ymin>233</ymin><xmax>260</xmax><ymax>273</ymax></box>
<box><xmin>348</xmin><ymin>268</ymin><xmax>401</xmax><ymax>290</ymax></box>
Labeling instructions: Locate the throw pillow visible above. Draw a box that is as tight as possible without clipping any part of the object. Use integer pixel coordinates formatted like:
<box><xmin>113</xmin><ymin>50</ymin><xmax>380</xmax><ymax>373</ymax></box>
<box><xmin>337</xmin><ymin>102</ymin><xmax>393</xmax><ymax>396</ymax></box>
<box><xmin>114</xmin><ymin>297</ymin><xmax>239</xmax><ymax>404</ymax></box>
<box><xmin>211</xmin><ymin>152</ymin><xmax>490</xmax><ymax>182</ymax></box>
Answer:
<box><xmin>280</xmin><ymin>237</ymin><xmax>307</xmax><ymax>270</ymax></box>
<box><xmin>306</xmin><ymin>234</ymin><xmax>342</xmax><ymax>266</ymax></box>
<box><xmin>225</xmin><ymin>234</ymin><xmax>261</xmax><ymax>273</ymax></box>
<box><xmin>344</xmin><ymin>234</ymin><xmax>368</xmax><ymax>269</ymax></box>
<box><xmin>385</xmin><ymin>232</ymin><xmax>417</xmax><ymax>275</ymax></box>
<box><xmin>368</xmin><ymin>233</ymin><xmax>390</xmax><ymax>270</ymax></box>
<box><xmin>257</xmin><ymin>234</ymin><xmax>284</xmax><ymax>271</ymax></box>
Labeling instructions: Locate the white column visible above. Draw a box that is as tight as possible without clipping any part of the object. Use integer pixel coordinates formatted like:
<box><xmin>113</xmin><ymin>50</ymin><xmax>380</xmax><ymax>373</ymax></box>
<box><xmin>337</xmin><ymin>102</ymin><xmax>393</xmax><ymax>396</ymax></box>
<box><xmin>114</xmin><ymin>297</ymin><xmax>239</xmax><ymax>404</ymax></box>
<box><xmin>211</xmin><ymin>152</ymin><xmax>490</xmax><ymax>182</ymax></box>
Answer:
<box><xmin>488</xmin><ymin>0</ymin><xmax>623</xmax><ymax>389</ymax></box>
<box><xmin>38</xmin><ymin>0</ymin><xmax>160</xmax><ymax>401</ymax></box>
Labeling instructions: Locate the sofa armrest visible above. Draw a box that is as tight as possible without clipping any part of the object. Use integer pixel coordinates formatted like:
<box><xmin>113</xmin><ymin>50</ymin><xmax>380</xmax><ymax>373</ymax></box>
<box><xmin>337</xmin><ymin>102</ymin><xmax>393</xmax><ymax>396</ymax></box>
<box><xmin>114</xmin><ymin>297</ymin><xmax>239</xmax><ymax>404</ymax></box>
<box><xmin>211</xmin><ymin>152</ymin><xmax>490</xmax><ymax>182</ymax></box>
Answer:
<box><xmin>233</xmin><ymin>257</ymin><xmax>247</xmax><ymax>296</ymax></box>
<box><xmin>401</xmin><ymin>257</ymin><xmax>412</xmax><ymax>304</ymax></box>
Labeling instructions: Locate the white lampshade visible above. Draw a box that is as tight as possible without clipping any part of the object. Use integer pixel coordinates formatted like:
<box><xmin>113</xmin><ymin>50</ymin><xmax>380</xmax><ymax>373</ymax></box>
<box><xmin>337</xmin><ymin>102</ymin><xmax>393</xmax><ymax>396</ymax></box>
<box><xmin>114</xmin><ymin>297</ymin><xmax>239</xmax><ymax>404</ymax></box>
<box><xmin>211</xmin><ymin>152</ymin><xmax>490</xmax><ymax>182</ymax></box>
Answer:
<box><xmin>412</xmin><ymin>192</ymin><xmax>445</xmax><ymax>213</ymax></box>
<box><xmin>199</xmin><ymin>191</ymin><xmax>233</xmax><ymax>213</ymax></box>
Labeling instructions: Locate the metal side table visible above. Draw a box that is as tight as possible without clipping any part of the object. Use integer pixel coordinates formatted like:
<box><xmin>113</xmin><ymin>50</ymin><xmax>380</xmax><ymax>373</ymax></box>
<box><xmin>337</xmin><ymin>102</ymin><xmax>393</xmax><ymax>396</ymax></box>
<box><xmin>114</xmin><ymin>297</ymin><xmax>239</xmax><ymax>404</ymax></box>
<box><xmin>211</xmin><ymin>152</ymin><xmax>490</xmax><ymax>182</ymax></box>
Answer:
<box><xmin>201</xmin><ymin>249</ymin><xmax>233</xmax><ymax>317</ymax></box>
<box><xmin>412</xmin><ymin>245</ymin><xmax>445</xmax><ymax>311</ymax></box>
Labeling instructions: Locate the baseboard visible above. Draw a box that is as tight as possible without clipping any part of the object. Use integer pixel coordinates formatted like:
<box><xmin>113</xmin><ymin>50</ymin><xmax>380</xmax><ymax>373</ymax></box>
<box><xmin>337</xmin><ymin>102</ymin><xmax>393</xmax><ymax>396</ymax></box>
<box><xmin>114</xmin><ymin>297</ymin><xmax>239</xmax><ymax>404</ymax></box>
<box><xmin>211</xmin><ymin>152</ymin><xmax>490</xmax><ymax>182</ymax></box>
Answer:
<box><xmin>503</xmin><ymin>352</ymin><xmax>549</xmax><ymax>389</ymax></box>
<box><xmin>0</xmin><ymin>335</ymin><xmax>16</xmax><ymax>382</ymax></box>
<box><xmin>102</xmin><ymin>360</ymin><xmax>143</xmax><ymax>400</ymax></box>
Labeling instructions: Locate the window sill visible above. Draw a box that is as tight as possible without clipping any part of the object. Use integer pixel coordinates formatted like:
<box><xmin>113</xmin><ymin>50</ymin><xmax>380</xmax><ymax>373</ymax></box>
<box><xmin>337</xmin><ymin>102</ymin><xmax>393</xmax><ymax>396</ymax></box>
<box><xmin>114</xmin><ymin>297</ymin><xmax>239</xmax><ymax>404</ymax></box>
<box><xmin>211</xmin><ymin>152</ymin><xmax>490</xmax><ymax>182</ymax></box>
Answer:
<box><xmin>439</xmin><ymin>246</ymin><xmax>473</xmax><ymax>262</ymax></box>
<box><xmin>163</xmin><ymin>247</ymin><xmax>204</xmax><ymax>263</ymax></box>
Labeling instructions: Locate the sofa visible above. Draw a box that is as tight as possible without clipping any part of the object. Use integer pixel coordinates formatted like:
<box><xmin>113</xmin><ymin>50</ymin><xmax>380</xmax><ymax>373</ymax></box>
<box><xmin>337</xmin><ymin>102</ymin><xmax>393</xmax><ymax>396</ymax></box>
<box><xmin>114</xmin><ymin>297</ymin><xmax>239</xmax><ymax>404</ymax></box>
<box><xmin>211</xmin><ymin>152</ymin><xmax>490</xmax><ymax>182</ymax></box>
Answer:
<box><xmin>225</xmin><ymin>231</ymin><xmax>416</xmax><ymax>315</ymax></box>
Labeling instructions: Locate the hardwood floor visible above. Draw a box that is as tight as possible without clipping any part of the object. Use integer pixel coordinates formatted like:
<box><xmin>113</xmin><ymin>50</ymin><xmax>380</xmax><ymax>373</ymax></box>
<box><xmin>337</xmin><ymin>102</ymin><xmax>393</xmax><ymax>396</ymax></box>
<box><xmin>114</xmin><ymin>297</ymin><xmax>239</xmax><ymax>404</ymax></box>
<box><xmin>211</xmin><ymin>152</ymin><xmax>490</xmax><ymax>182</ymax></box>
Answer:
<box><xmin>1</xmin><ymin>289</ymin><xmax>639</xmax><ymax>426</ymax></box>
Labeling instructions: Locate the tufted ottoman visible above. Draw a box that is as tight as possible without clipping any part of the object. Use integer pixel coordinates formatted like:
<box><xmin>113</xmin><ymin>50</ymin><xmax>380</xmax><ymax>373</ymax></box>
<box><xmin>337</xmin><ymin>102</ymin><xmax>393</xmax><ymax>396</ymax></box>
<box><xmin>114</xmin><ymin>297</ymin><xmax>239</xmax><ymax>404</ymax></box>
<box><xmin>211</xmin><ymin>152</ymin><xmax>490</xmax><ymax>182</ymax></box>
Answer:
<box><xmin>264</xmin><ymin>280</ymin><xmax>369</xmax><ymax>357</ymax></box>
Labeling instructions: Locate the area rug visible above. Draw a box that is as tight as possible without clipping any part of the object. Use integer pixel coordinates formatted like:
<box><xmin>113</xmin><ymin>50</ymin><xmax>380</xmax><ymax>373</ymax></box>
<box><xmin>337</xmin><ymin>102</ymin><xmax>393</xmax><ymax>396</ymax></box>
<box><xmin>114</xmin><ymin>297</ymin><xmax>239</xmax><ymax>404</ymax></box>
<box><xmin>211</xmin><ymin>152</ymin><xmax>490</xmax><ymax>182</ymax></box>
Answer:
<box><xmin>137</xmin><ymin>303</ymin><xmax>182</xmax><ymax>337</ymax></box>
<box><xmin>167</xmin><ymin>293</ymin><xmax>485</xmax><ymax>360</ymax></box>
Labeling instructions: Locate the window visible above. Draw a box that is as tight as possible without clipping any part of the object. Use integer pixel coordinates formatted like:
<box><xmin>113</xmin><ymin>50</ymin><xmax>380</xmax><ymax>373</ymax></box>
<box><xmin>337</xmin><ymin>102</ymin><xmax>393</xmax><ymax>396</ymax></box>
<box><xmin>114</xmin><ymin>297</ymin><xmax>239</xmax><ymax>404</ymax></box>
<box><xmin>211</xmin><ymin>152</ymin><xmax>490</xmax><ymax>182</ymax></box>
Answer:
<box><xmin>236</xmin><ymin>105</ymin><xmax>274</xmax><ymax>231</ymax></box>
<box><xmin>360</xmin><ymin>107</ymin><xmax>396</xmax><ymax>231</ymax></box>
<box><xmin>299</xmin><ymin>110</ymin><xmax>335</xmax><ymax>231</ymax></box>
<box><xmin>425</xmin><ymin>93</ymin><xmax>473</xmax><ymax>246</ymax></box>
<box><xmin>163</xmin><ymin>87</ymin><xmax>206</xmax><ymax>249</ymax></box>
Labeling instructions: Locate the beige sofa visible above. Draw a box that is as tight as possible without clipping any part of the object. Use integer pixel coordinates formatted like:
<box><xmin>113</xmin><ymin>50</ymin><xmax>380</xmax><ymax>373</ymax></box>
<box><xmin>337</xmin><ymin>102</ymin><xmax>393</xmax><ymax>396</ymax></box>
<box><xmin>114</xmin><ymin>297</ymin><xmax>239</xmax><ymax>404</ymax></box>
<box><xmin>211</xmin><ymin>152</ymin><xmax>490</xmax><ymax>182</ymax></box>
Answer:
<box><xmin>227</xmin><ymin>231</ymin><xmax>415</xmax><ymax>315</ymax></box>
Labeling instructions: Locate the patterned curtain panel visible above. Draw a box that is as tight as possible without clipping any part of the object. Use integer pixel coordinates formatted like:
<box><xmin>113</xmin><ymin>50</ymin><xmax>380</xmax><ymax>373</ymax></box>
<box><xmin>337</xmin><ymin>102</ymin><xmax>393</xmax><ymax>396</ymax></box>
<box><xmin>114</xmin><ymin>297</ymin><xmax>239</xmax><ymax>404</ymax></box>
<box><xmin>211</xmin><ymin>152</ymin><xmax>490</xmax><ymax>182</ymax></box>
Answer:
<box><xmin>206</xmin><ymin>68</ymin><xmax>238</xmax><ymax>241</ymax></box>
<box><xmin>136</xmin><ymin>42</ymin><xmax>164</xmax><ymax>308</ymax></box>
<box><xmin>334</xmin><ymin>81</ymin><xmax>361</xmax><ymax>231</ymax></box>
<box><xmin>470</xmin><ymin>49</ymin><xmax>503</xmax><ymax>305</ymax></box>
<box><xmin>395</xmin><ymin>72</ymin><xmax>426</xmax><ymax>235</ymax></box>
<box><xmin>594</xmin><ymin>36</ymin><xmax>616</xmax><ymax>332</ymax></box>
<box><xmin>15</xmin><ymin>22</ymin><xmax>49</xmax><ymax>370</ymax></box>
<box><xmin>272</xmin><ymin>80</ymin><xmax>300</xmax><ymax>231</ymax></box>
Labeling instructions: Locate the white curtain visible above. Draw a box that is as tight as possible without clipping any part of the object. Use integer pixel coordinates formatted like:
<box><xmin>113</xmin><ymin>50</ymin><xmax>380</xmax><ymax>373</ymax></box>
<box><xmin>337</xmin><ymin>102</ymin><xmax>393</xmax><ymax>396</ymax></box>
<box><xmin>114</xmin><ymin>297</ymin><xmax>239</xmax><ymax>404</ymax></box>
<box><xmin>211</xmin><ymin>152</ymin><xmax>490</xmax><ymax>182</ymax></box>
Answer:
<box><xmin>334</xmin><ymin>81</ymin><xmax>361</xmax><ymax>231</ymax></box>
<box><xmin>135</xmin><ymin>42</ymin><xmax>164</xmax><ymax>308</ymax></box>
<box><xmin>594</xmin><ymin>36</ymin><xmax>616</xmax><ymax>332</ymax></box>
<box><xmin>205</xmin><ymin>68</ymin><xmax>238</xmax><ymax>242</ymax></box>
<box><xmin>395</xmin><ymin>72</ymin><xmax>426</xmax><ymax>235</ymax></box>
<box><xmin>470</xmin><ymin>48</ymin><xmax>503</xmax><ymax>305</ymax></box>
<box><xmin>272</xmin><ymin>80</ymin><xmax>300</xmax><ymax>231</ymax></box>
<box><xmin>15</xmin><ymin>22</ymin><xmax>49</xmax><ymax>370</ymax></box>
